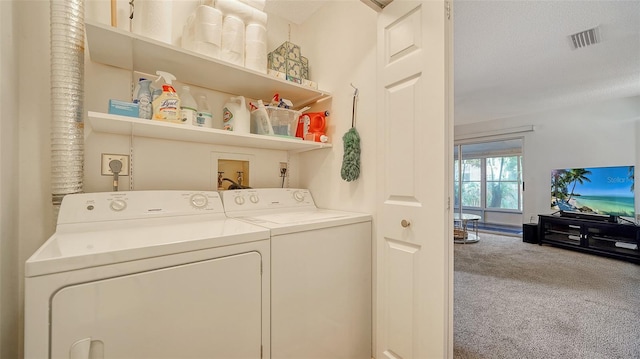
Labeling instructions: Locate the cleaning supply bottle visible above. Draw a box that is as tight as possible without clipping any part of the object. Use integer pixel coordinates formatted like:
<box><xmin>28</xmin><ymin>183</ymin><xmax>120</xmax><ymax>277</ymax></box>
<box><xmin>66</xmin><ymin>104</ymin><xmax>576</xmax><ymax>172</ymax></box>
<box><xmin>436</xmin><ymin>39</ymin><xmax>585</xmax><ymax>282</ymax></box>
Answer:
<box><xmin>152</xmin><ymin>71</ymin><xmax>181</xmax><ymax>123</ymax></box>
<box><xmin>137</xmin><ymin>78</ymin><xmax>153</xmax><ymax>119</ymax></box>
<box><xmin>250</xmin><ymin>100</ymin><xmax>274</xmax><ymax>135</ymax></box>
<box><xmin>195</xmin><ymin>95</ymin><xmax>213</xmax><ymax>127</ymax></box>
<box><xmin>222</xmin><ymin>96</ymin><xmax>250</xmax><ymax>132</ymax></box>
<box><xmin>132</xmin><ymin>77</ymin><xmax>147</xmax><ymax>103</ymax></box>
<box><xmin>180</xmin><ymin>86</ymin><xmax>198</xmax><ymax>124</ymax></box>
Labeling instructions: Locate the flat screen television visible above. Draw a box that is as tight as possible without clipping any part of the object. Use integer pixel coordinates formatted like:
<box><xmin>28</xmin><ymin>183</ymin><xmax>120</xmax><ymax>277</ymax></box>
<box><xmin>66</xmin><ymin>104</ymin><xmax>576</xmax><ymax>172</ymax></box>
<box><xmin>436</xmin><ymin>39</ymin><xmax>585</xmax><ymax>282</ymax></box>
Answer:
<box><xmin>551</xmin><ymin>165</ymin><xmax>635</xmax><ymax>218</ymax></box>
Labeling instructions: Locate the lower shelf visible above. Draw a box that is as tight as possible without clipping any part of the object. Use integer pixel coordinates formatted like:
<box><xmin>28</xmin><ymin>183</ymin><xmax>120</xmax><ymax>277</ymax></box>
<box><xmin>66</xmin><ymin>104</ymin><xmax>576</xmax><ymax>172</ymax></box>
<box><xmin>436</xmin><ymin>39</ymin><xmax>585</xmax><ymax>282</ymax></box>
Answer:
<box><xmin>86</xmin><ymin>111</ymin><xmax>333</xmax><ymax>153</ymax></box>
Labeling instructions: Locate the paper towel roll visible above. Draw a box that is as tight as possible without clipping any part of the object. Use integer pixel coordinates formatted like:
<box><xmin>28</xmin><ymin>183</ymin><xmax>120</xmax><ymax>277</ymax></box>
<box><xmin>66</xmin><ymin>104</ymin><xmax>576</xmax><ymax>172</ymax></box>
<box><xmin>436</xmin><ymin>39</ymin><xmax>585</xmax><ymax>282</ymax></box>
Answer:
<box><xmin>195</xmin><ymin>22</ymin><xmax>222</xmax><ymax>45</ymax></box>
<box><xmin>210</xmin><ymin>0</ymin><xmax>266</xmax><ymax>11</ymax></box>
<box><xmin>115</xmin><ymin>0</ymin><xmax>131</xmax><ymax>31</ymax></box>
<box><xmin>214</xmin><ymin>0</ymin><xmax>268</xmax><ymax>26</ymax></box>
<box><xmin>239</xmin><ymin>0</ymin><xmax>266</xmax><ymax>11</ymax></box>
<box><xmin>194</xmin><ymin>41</ymin><xmax>221</xmax><ymax>58</ymax></box>
<box><xmin>195</xmin><ymin>4</ymin><xmax>222</xmax><ymax>24</ymax></box>
<box><xmin>245</xmin><ymin>23</ymin><xmax>266</xmax><ymax>42</ymax></box>
<box><xmin>182</xmin><ymin>13</ymin><xmax>196</xmax><ymax>50</ymax></box>
<box><xmin>131</xmin><ymin>0</ymin><xmax>172</xmax><ymax>44</ymax></box>
<box><xmin>245</xmin><ymin>23</ymin><xmax>267</xmax><ymax>72</ymax></box>
<box><xmin>221</xmin><ymin>15</ymin><xmax>245</xmax><ymax>66</ymax></box>
<box><xmin>245</xmin><ymin>43</ymin><xmax>267</xmax><ymax>73</ymax></box>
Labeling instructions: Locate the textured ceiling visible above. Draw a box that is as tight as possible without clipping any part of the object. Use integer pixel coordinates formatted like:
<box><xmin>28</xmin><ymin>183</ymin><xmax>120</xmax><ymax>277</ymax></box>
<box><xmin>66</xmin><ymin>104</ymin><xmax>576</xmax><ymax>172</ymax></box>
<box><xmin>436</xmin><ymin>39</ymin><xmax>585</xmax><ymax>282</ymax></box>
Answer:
<box><xmin>264</xmin><ymin>1</ymin><xmax>326</xmax><ymax>24</ymax></box>
<box><xmin>454</xmin><ymin>0</ymin><xmax>640</xmax><ymax>125</ymax></box>
<box><xmin>266</xmin><ymin>1</ymin><xmax>640</xmax><ymax>125</ymax></box>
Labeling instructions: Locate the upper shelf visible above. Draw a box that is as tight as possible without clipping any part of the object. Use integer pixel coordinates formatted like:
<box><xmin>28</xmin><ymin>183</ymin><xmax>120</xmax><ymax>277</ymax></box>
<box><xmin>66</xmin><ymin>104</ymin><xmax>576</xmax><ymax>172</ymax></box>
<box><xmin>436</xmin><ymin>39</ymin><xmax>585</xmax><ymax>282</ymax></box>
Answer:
<box><xmin>86</xmin><ymin>111</ymin><xmax>333</xmax><ymax>153</ymax></box>
<box><xmin>85</xmin><ymin>21</ymin><xmax>331</xmax><ymax>108</ymax></box>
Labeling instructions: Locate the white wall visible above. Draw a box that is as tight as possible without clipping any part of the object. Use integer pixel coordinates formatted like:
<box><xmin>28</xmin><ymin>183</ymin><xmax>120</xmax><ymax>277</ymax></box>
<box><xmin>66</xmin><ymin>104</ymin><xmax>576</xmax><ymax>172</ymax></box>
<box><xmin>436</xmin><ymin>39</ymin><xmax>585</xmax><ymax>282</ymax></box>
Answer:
<box><xmin>80</xmin><ymin>1</ymin><xmax>378</xmax><ymax>204</ymax></box>
<box><xmin>296</xmin><ymin>1</ymin><xmax>377</xmax><ymax>213</ymax></box>
<box><xmin>0</xmin><ymin>1</ymin><xmax>19</xmax><ymax>357</ymax></box>
<box><xmin>12</xmin><ymin>4</ymin><xmax>377</xmax><ymax>356</ymax></box>
<box><xmin>82</xmin><ymin>3</ymin><xmax>320</xmax><ymax>193</ymax></box>
<box><xmin>455</xmin><ymin>95</ymin><xmax>640</xmax><ymax>224</ymax></box>
<box><xmin>16</xmin><ymin>1</ymin><xmax>55</xmax><ymax>357</ymax></box>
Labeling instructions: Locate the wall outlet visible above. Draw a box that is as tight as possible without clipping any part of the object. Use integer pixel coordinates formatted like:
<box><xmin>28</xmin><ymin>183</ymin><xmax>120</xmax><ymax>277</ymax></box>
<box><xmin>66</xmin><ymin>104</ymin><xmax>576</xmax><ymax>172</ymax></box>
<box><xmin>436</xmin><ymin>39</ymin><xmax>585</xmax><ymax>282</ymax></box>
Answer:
<box><xmin>101</xmin><ymin>154</ymin><xmax>130</xmax><ymax>176</ymax></box>
<box><xmin>280</xmin><ymin>162</ymin><xmax>288</xmax><ymax>177</ymax></box>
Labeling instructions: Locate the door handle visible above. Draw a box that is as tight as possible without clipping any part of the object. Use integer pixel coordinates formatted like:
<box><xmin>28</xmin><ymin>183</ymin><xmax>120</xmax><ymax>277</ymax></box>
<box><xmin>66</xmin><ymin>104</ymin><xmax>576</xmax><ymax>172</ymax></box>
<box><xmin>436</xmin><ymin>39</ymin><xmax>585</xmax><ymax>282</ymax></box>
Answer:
<box><xmin>401</xmin><ymin>219</ymin><xmax>411</xmax><ymax>228</ymax></box>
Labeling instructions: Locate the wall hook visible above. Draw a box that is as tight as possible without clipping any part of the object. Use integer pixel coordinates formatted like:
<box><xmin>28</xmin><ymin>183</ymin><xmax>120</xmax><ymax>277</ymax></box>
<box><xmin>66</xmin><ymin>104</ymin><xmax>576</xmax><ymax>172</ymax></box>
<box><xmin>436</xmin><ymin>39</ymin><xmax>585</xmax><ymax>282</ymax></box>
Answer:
<box><xmin>350</xmin><ymin>83</ymin><xmax>359</xmax><ymax>128</ymax></box>
<box><xmin>350</xmin><ymin>83</ymin><xmax>359</xmax><ymax>98</ymax></box>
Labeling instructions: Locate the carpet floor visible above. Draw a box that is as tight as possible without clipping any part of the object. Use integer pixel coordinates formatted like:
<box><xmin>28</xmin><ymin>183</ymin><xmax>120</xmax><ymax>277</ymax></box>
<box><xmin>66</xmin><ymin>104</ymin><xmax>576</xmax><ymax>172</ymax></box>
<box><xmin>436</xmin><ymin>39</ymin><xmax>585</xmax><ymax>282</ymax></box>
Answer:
<box><xmin>454</xmin><ymin>233</ymin><xmax>640</xmax><ymax>359</ymax></box>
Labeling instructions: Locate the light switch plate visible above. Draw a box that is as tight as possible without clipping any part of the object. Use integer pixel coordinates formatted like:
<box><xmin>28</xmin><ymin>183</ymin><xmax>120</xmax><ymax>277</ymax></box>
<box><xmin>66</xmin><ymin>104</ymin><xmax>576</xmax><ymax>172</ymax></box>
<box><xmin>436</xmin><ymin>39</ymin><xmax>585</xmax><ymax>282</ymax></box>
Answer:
<box><xmin>101</xmin><ymin>154</ymin><xmax>130</xmax><ymax>176</ymax></box>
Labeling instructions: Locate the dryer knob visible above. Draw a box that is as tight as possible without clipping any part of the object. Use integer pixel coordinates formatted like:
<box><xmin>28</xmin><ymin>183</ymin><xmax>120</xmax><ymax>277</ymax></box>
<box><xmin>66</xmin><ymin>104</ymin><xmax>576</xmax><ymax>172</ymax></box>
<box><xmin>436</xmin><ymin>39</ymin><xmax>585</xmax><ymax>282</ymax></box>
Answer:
<box><xmin>249</xmin><ymin>194</ymin><xmax>259</xmax><ymax>204</ymax></box>
<box><xmin>190</xmin><ymin>194</ymin><xmax>208</xmax><ymax>208</ymax></box>
<box><xmin>293</xmin><ymin>191</ymin><xmax>305</xmax><ymax>202</ymax></box>
<box><xmin>110</xmin><ymin>199</ymin><xmax>127</xmax><ymax>212</ymax></box>
<box><xmin>234</xmin><ymin>196</ymin><xmax>245</xmax><ymax>205</ymax></box>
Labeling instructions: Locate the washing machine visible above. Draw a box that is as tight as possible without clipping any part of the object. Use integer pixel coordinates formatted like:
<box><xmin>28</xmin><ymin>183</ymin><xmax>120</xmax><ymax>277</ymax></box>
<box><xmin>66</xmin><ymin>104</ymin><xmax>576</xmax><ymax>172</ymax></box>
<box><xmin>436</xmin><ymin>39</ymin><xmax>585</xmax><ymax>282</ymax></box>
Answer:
<box><xmin>24</xmin><ymin>190</ymin><xmax>271</xmax><ymax>359</ymax></box>
<box><xmin>222</xmin><ymin>188</ymin><xmax>372</xmax><ymax>359</ymax></box>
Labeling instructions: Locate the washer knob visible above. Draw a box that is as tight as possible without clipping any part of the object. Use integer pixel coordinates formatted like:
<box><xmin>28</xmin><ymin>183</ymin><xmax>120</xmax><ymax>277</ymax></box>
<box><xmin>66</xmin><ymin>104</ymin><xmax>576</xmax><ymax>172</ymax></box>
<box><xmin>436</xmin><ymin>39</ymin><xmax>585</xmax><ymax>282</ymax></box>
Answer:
<box><xmin>110</xmin><ymin>199</ymin><xmax>127</xmax><ymax>212</ymax></box>
<box><xmin>234</xmin><ymin>196</ymin><xmax>245</xmax><ymax>205</ymax></box>
<box><xmin>293</xmin><ymin>191</ymin><xmax>305</xmax><ymax>202</ymax></box>
<box><xmin>249</xmin><ymin>194</ymin><xmax>259</xmax><ymax>204</ymax></box>
<box><xmin>190</xmin><ymin>194</ymin><xmax>208</xmax><ymax>208</ymax></box>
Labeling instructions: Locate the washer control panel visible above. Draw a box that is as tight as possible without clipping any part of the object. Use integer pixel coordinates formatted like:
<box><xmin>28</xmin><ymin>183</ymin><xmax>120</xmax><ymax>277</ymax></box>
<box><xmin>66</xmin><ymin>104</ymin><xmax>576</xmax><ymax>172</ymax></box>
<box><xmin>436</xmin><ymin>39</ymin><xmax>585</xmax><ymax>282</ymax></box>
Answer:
<box><xmin>57</xmin><ymin>191</ymin><xmax>223</xmax><ymax>224</ymax></box>
<box><xmin>221</xmin><ymin>188</ymin><xmax>316</xmax><ymax>212</ymax></box>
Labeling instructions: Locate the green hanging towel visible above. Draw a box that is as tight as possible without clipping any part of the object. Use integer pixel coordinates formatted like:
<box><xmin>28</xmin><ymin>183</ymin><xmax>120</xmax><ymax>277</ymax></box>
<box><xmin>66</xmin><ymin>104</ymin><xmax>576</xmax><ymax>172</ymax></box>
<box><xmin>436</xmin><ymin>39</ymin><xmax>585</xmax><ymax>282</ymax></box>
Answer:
<box><xmin>341</xmin><ymin>127</ymin><xmax>361</xmax><ymax>181</ymax></box>
<box><xmin>341</xmin><ymin>84</ymin><xmax>360</xmax><ymax>182</ymax></box>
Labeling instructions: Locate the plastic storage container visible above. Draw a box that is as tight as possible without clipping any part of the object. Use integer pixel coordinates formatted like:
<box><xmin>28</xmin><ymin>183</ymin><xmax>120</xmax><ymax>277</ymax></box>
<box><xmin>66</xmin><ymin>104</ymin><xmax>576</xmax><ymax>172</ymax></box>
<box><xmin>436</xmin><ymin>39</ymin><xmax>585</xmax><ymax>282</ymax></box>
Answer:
<box><xmin>265</xmin><ymin>107</ymin><xmax>301</xmax><ymax>137</ymax></box>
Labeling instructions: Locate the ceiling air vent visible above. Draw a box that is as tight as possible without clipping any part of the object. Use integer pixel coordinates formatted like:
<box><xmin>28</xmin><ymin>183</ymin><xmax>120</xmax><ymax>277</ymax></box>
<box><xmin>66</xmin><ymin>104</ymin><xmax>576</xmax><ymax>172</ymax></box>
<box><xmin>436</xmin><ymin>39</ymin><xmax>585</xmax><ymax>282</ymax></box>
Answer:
<box><xmin>361</xmin><ymin>0</ymin><xmax>394</xmax><ymax>12</ymax></box>
<box><xmin>570</xmin><ymin>27</ymin><xmax>600</xmax><ymax>50</ymax></box>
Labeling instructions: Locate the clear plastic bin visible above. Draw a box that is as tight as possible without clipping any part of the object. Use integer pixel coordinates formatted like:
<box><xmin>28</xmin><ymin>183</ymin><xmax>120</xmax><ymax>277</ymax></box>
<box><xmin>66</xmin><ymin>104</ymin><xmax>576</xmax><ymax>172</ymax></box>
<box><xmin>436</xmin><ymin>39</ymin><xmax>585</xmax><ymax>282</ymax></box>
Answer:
<box><xmin>265</xmin><ymin>107</ymin><xmax>301</xmax><ymax>137</ymax></box>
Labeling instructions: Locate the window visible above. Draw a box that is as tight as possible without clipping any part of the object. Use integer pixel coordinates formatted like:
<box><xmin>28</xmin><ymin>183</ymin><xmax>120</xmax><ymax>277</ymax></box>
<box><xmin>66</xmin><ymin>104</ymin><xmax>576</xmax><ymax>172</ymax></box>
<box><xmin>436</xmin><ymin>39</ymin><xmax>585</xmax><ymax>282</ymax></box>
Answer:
<box><xmin>486</xmin><ymin>156</ymin><xmax>521</xmax><ymax>210</ymax></box>
<box><xmin>454</xmin><ymin>140</ymin><xmax>523</xmax><ymax>212</ymax></box>
<box><xmin>461</xmin><ymin>158</ymin><xmax>481</xmax><ymax>207</ymax></box>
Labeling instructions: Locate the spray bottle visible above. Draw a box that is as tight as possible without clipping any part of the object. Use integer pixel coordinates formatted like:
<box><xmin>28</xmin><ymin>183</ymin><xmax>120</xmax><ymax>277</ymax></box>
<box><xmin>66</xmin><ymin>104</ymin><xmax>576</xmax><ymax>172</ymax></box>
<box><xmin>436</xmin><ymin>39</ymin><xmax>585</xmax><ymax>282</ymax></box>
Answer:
<box><xmin>135</xmin><ymin>78</ymin><xmax>153</xmax><ymax>120</ymax></box>
<box><xmin>249</xmin><ymin>100</ymin><xmax>274</xmax><ymax>135</ymax></box>
<box><xmin>152</xmin><ymin>71</ymin><xmax>182</xmax><ymax>123</ymax></box>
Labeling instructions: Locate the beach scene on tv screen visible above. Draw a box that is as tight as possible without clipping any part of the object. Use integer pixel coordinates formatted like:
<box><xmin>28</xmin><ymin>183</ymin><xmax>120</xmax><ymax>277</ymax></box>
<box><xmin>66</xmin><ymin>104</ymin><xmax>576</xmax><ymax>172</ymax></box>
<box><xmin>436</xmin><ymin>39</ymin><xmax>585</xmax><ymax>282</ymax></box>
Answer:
<box><xmin>551</xmin><ymin>166</ymin><xmax>635</xmax><ymax>217</ymax></box>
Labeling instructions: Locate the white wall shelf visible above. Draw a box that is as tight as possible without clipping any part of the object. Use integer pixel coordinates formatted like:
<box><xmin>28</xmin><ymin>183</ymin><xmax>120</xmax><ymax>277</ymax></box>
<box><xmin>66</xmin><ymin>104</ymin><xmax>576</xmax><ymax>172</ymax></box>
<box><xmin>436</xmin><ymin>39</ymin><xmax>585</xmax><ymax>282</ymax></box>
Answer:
<box><xmin>87</xmin><ymin>112</ymin><xmax>332</xmax><ymax>153</ymax></box>
<box><xmin>85</xmin><ymin>21</ymin><xmax>331</xmax><ymax>108</ymax></box>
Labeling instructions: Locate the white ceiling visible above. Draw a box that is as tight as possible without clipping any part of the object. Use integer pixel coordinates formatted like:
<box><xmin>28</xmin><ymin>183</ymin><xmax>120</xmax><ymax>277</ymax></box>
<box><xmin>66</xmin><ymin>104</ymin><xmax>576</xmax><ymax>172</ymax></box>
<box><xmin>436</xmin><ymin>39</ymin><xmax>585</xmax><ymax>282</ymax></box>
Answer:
<box><xmin>265</xmin><ymin>1</ymin><xmax>640</xmax><ymax>126</ymax></box>
<box><xmin>263</xmin><ymin>1</ymin><xmax>326</xmax><ymax>24</ymax></box>
<box><xmin>454</xmin><ymin>0</ymin><xmax>640</xmax><ymax>125</ymax></box>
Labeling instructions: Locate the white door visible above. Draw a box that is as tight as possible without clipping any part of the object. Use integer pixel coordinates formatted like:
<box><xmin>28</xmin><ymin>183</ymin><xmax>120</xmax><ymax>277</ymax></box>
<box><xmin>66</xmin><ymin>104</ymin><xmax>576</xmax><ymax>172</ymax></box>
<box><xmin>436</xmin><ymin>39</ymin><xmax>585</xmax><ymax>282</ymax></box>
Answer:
<box><xmin>51</xmin><ymin>252</ymin><xmax>263</xmax><ymax>359</ymax></box>
<box><xmin>376</xmin><ymin>1</ymin><xmax>453</xmax><ymax>358</ymax></box>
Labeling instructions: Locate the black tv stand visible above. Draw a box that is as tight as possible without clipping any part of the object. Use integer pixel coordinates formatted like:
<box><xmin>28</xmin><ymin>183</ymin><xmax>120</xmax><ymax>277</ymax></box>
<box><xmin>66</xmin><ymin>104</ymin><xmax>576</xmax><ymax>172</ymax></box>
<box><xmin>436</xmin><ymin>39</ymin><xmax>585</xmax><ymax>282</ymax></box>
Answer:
<box><xmin>538</xmin><ymin>214</ymin><xmax>639</xmax><ymax>264</ymax></box>
<box><xmin>617</xmin><ymin>216</ymin><xmax>637</xmax><ymax>225</ymax></box>
<box><xmin>559</xmin><ymin>210</ymin><xmax>617</xmax><ymax>223</ymax></box>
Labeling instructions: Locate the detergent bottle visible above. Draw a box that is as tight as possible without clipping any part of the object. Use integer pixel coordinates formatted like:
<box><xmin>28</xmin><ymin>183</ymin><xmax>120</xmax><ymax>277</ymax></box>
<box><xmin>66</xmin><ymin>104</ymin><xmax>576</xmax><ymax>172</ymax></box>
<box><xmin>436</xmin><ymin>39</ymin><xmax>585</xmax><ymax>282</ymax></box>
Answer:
<box><xmin>180</xmin><ymin>85</ymin><xmax>198</xmax><ymax>124</ymax></box>
<box><xmin>249</xmin><ymin>100</ymin><xmax>274</xmax><ymax>135</ymax></box>
<box><xmin>195</xmin><ymin>95</ymin><xmax>213</xmax><ymax>127</ymax></box>
<box><xmin>152</xmin><ymin>71</ymin><xmax>182</xmax><ymax>123</ymax></box>
<box><xmin>222</xmin><ymin>96</ymin><xmax>250</xmax><ymax>133</ymax></box>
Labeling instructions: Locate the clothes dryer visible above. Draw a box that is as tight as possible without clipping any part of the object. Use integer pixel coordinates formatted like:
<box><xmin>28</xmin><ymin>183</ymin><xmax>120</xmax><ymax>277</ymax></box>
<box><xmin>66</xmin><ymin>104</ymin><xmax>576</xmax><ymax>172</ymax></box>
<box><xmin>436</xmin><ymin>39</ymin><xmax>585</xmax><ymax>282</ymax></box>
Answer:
<box><xmin>222</xmin><ymin>188</ymin><xmax>372</xmax><ymax>359</ymax></box>
<box><xmin>25</xmin><ymin>190</ymin><xmax>271</xmax><ymax>359</ymax></box>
